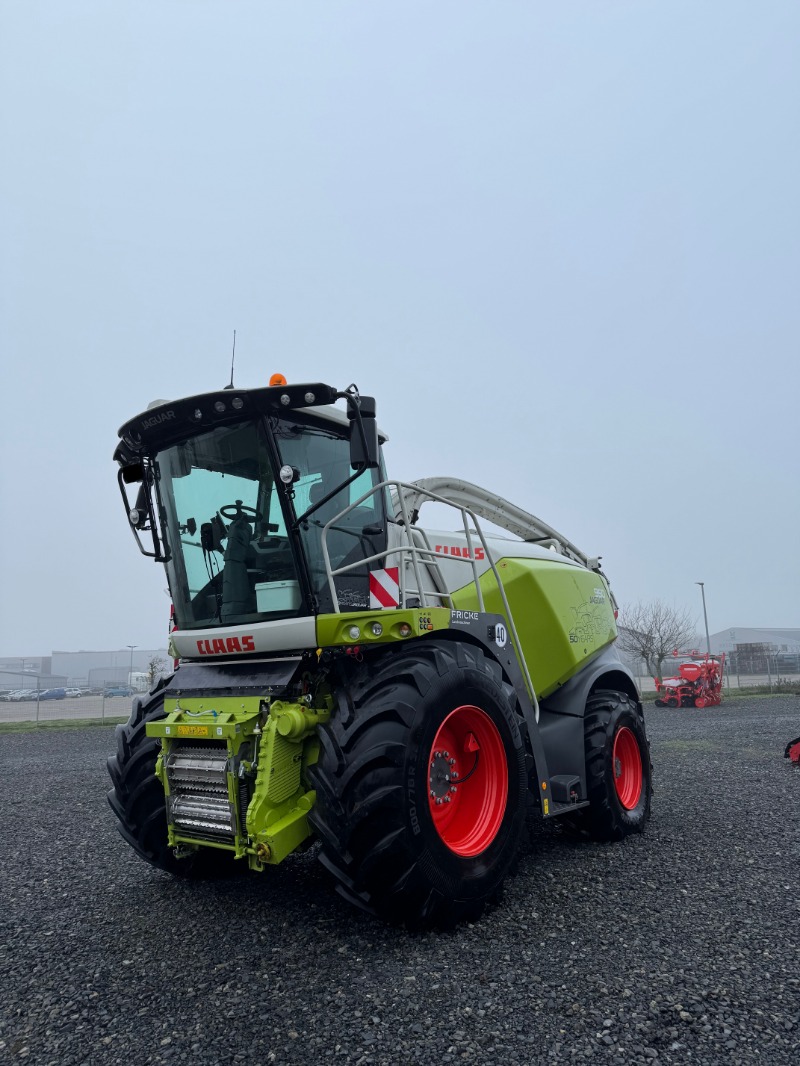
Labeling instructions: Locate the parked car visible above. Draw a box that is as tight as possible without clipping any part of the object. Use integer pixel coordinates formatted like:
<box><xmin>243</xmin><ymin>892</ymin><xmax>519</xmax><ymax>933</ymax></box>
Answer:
<box><xmin>104</xmin><ymin>686</ymin><xmax>133</xmax><ymax>698</ymax></box>
<box><xmin>65</xmin><ymin>688</ymin><xmax>82</xmax><ymax>698</ymax></box>
<box><xmin>1</xmin><ymin>689</ymin><xmax>38</xmax><ymax>701</ymax></box>
<box><xmin>40</xmin><ymin>688</ymin><xmax>66</xmax><ymax>700</ymax></box>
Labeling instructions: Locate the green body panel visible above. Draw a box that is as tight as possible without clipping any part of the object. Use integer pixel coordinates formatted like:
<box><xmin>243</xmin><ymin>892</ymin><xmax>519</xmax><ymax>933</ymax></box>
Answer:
<box><xmin>316</xmin><ymin>607</ymin><xmax>450</xmax><ymax>648</ymax></box>
<box><xmin>148</xmin><ymin>696</ymin><xmax>263</xmax><ymax>742</ymax></box>
<box><xmin>244</xmin><ymin>699</ymin><xmax>327</xmax><ymax>866</ymax></box>
<box><xmin>451</xmin><ymin>558</ymin><xmax>617</xmax><ymax>699</ymax></box>
<box><xmin>146</xmin><ymin>696</ymin><xmax>330</xmax><ymax>868</ymax></box>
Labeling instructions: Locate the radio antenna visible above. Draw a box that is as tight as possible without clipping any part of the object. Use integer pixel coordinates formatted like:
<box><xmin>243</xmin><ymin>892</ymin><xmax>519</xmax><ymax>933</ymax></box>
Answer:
<box><xmin>225</xmin><ymin>329</ymin><xmax>236</xmax><ymax>390</ymax></box>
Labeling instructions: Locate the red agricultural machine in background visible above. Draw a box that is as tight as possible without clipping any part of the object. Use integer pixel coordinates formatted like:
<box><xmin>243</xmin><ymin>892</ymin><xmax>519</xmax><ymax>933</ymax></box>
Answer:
<box><xmin>654</xmin><ymin>651</ymin><xmax>725</xmax><ymax>709</ymax></box>
<box><xmin>786</xmin><ymin>735</ymin><xmax>800</xmax><ymax>765</ymax></box>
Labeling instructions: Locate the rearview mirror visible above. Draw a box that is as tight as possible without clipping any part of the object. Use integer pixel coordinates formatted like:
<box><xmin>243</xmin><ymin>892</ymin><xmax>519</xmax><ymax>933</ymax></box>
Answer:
<box><xmin>121</xmin><ymin>462</ymin><xmax>144</xmax><ymax>484</ymax></box>
<box><xmin>348</xmin><ymin>395</ymin><xmax>380</xmax><ymax>469</ymax></box>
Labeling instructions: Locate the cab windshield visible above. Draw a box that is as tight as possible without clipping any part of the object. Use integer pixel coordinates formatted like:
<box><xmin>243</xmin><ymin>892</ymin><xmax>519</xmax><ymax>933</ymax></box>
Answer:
<box><xmin>273</xmin><ymin>416</ymin><xmax>388</xmax><ymax>613</ymax></box>
<box><xmin>156</xmin><ymin>415</ymin><xmax>386</xmax><ymax>629</ymax></box>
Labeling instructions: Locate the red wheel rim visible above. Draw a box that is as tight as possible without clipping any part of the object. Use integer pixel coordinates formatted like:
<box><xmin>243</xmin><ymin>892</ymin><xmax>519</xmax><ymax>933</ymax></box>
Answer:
<box><xmin>612</xmin><ymin>727</ymin><xmax>643</xmax><ymax>810</ymax></box>
<box><xmin>428</xmin><ymin>705</ymin><xmax>508</xmax><ymax>856</ymax></box>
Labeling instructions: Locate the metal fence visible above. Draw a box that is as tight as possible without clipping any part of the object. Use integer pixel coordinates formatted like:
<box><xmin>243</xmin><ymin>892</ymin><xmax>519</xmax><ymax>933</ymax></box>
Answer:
<box><xmin>3</xmin><ymin>665</ymin><xmax>797</xmax><ymax>725</ymax></box>
<box><xmin>0</xmin><ymin>690</ymin><xmax>140</xmax><ymax>724</ymax></box>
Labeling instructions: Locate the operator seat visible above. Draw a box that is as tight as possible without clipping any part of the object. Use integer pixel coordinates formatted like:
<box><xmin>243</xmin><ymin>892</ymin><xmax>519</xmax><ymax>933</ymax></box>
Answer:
<box><xmin>220</xmin><ymin>510</ymin><xmax>257</xmax><ymax>620</ymax></box>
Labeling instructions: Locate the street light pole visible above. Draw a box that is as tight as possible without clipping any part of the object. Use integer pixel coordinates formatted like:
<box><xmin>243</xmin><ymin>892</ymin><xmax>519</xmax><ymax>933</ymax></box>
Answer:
<box><xmin>126</xmin><ymin>645</ymin><xmax>137</xmax><ymax>688</ymax></box>
<box><xmin>695</xmin><ymin>582</ymin><xmax>711</xmax><ymax>657</ymax></box>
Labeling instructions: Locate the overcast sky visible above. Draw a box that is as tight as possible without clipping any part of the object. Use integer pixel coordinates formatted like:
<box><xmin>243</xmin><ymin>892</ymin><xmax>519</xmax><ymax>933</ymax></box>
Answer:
<box><xmin>1</xmin><ymin>1</ymin><xmax>797</xmax><ymax>658</ymax></box>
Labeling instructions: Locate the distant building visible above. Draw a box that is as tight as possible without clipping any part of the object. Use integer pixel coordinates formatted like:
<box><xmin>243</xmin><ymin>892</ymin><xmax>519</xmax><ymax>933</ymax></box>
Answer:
<box><xmin>0</xmin><ymin>648</ymin><xmax>170</xmax><ymax>692</ymax></box>
<box><xmin>51</xmin><ymin>648</ymin><xmax>170</xmax><ymax>689</ymax></box>
<box><xmin>709</xmin><ymin>628</ymin><xmax>800</xmax><ymax>674</ymax></box>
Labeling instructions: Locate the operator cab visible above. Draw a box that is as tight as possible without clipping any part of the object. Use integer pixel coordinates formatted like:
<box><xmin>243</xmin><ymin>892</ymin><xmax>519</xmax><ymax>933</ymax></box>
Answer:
<box><xmin>115</xmin><ymin>383</ymin><xmax>388</xmax><ymax>632</ymax></box>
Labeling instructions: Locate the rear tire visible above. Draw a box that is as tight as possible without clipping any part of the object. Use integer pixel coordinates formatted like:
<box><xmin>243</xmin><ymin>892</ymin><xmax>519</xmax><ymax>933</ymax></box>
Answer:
<box><xmin>107</xmin><ymin>680</ymin><xmax>238</xmax><ymax>877</ymax></box>
<box><xmin>563</xmin><ymin>689</ymin><xmax>652</xmax><ymax>841</ymax></box>
<box><xmin>307</xmin><ymin>641</ymin><xmax>527</xmax><ymax>927</ymax></box>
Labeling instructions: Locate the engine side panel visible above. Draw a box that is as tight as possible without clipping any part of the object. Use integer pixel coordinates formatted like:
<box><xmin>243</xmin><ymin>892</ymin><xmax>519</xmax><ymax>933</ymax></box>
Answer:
<box><xmin>451</xmin><ymin>557</ymin><xmax>617</xmax><ymax>699</ymax></box>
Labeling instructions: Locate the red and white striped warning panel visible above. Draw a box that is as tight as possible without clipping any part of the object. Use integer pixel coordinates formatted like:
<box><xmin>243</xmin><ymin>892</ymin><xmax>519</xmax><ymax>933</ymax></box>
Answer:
<box><xmin>369</xmin><ymin>567</ymin><xmax>400</xmax><ymax>609</ymax></box>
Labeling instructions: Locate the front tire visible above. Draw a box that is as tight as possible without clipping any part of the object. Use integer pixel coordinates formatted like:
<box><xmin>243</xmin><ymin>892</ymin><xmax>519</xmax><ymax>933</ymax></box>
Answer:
<box><xmin>307</xmin><ymin>641</ymin><xmax>527</xmax><ymax>927</ymax></box>
<box><xmin>564</xmin><ymin>689</ymin><xmax>652</xmax><ymax>841</ymax></box>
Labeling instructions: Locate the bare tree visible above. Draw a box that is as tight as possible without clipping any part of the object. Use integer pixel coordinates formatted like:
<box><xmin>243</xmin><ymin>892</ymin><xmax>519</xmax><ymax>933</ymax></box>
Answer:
<box><xmin>147</xmin><ymin>655</ymin><xmax>169</xmax><ymax>687</ymax></box>
<box><xmin>617</xmin><ymin>600</ymin><xmax>697</xmax><ymax>680</ymax></box>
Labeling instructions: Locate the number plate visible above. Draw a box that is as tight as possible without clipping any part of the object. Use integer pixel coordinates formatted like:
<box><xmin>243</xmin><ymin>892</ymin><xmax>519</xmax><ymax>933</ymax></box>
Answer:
<box><xmin>176</xmin><ymin>725</ymin><xmax>210</xmax><ymax>738</ymax></box>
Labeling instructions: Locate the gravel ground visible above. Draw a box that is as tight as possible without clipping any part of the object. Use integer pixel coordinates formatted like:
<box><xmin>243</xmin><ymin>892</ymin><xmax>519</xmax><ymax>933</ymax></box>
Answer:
<box><xmin>1</xmin><ymin>696</ymin><xmax>799</xmax><ymax>1065</ymax></box>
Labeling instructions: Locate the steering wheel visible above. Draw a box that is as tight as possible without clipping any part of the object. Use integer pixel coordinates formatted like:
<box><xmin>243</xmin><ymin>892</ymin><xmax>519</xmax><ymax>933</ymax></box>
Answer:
<box><xmin>219</xmin><ymin>500</ymin><xmax>262</xmax><ymax>523</ymax></box>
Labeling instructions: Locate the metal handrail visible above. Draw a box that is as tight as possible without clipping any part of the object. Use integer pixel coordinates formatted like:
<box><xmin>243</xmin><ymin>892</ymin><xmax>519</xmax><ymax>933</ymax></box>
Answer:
<box><xmin>319</xmin><ymin>479</ymin><xmax>538</xmax><ymax>714</ymax></box>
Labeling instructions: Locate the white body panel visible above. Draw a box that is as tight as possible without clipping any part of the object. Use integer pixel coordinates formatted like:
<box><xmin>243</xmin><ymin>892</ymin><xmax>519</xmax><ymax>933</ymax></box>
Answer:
<box><xmin>398</xmin><ymin>477</ymin><xmax>597</xmax><ymax>570</ymax></box>
<box><xmin>419</xmin><ymin>527</ymin><xmax>583</xmax><ymax>594</ymax></box>
<box><xmin>173</xmin><ymin>617</ymin><xmax>317</xmax><ymax>660</ymax></box>
<box><xmin>407</xmin><ymin>526</ymin><xmax>584</xmax><ymax>601</ymax></box>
